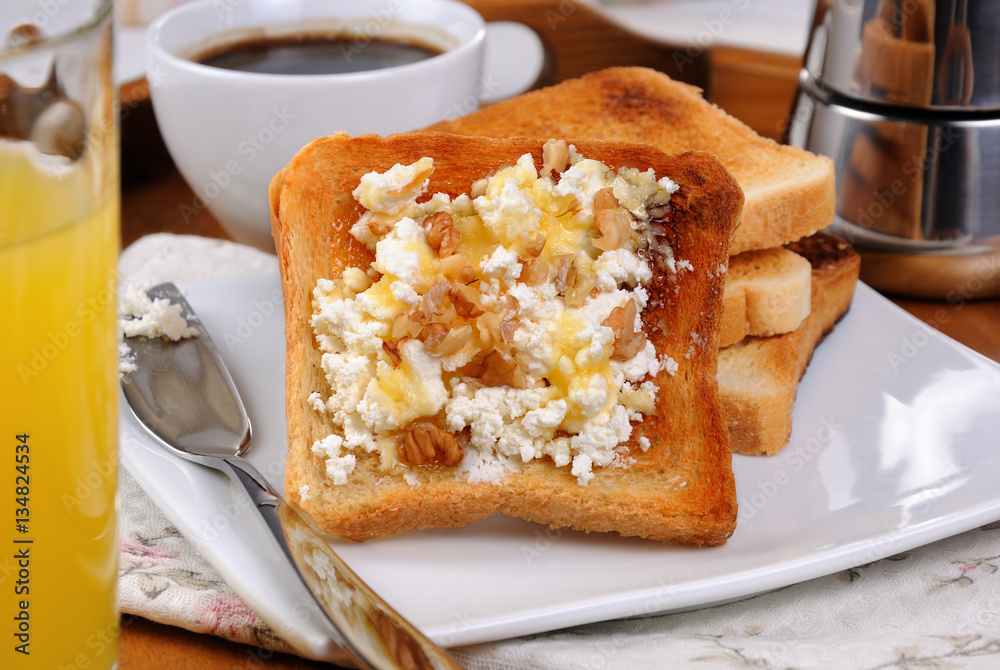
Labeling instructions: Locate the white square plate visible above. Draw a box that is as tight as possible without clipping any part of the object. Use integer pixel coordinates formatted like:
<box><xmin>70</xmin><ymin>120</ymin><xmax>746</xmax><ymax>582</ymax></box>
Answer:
<box><xmin>120</xmin><ymin>274</ymin><xmax>1000</xmax><ymax>659</ymax></box>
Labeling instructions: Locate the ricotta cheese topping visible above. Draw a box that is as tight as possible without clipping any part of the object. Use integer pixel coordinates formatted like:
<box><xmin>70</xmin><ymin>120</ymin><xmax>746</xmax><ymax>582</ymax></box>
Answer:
<box><xmin>310</xmin><ymin>141</ymin><xmax>681</xmax><ymax>486</ymax></box>
<box><xmin>118</xmin><ymin>284</ymin><xmax>199</xmax><ymax>375</ymax></box>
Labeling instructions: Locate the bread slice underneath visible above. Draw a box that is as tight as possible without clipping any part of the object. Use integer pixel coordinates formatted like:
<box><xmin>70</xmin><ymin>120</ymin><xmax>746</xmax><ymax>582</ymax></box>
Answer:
<box><xmin>270</xmin><ymin>132</ymin><xmax>743</xmax><ymax>545</ymax></box>
<box><xmin>718</xmin><ymin>232</ymin><xmax>861</xmax><ymax>456</ymax></box>
<box><xmin>427</xmin><ymin>66</ymin><xmax>835</xmax><ymax>256</ymax></box>
<box><xmin>720</xmin><ymin>246</ymin><xmax>813</xmax><ymax>348</ymax></box>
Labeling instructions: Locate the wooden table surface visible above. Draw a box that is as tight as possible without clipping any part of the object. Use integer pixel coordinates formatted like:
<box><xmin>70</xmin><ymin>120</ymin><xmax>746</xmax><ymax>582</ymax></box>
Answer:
<box><xmin>116</xmin><ymin>2</ymin><xmax>1000</xmax><ymax>667</ymax></box>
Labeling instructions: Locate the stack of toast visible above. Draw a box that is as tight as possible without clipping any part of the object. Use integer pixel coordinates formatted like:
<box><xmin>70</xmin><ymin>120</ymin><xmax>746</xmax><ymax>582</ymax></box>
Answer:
<box><xmin>428</xmin><ymin>67</ymin><xmax>861</xmax><ymax>456</ymax></box>
<box><xmin>269</xmin><ymin>67</ymin><xmax>861</xmax><ymax>548</ymax></box>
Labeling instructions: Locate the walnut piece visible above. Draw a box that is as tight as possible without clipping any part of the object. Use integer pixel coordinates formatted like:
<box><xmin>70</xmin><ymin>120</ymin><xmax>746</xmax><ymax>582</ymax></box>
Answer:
<box><xmin>425</xmin><ymin>212</ymin><xmax>461</xmax><ymax>257</ymax></box>
<box><xmin>518</xmin><ymin>258</ymin><xmax>548</xmax><ymax>286</ymax></box>
<box><xmin>603</xmin><ymin>299</ymin><xmax>647</xmax><ymax>359</ymax></box>
<box><xmin>440</xmin><ymin>253</ymin><xmax>476</xmax><ymax>283</ymax></box>
<box><xmin>541</xmin><ymin>139</ymin><xmax>570</xmax><ymax>177</ymax></box>
<box><xmin>593</xmin><ymin>207</ymin><xmax>632</xmax><ymax>252</ymax></box>
<box><xmin>561</xmin><ymin>265</ymin><xmax>596</xmax><ymax>308</ymax></box>
<box><xmin>366</xmin><ymin>219</ymin><xmax>393</xmax><ymax>237</ymax></box>
<box><xmin>425</xmin><ymin>324</ymin><xmax>472</xmax><ymax>357</ymax></box>
<box><xmin>523</xmin><ymin>233</ymin><xmax>547</xmax><ymax>258</ymax></box>
<box><xmin>391</xmin><ymin>312</ymin><xmax>424</xmax><ymax>339</ymax></box>
<box><xmin>476</xmin><ymin>350</ymin><xmax>528</xmax><ymax>388</ymax></box>
<box><xmin>593</xmin><ymin>187</ymin><xmax>619</xmax><ymax>210</ymax></box>
<box><xmin>382</xmin><ymin>340</ymin><xmax>402</xmax><ymax>367</ymax></box>
<box><xmin>400</xmin><ymin>422</ymin><xmax>463</xmax><ymax>467</ymax></box>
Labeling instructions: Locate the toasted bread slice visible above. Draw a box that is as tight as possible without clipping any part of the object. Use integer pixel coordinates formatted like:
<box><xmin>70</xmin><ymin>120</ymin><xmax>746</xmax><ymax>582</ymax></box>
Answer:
<box><xmin>720</xmin><ymin>246</ymin><xmax>813</xmax><ymax>348</ymax></box>
<box><xmin>718</xmin><ymin>232</ymin><xmax>861</xmax><ymax>456</ymax></box>
<box><xmin>427</xmin><ymin>67</ymin><xmax>836</xmax><ymax>255</ymax></box>
<box><xmin>270</xmin><ymin>132</ymin><xmax>743</xmax><ymax>545</ymax></box>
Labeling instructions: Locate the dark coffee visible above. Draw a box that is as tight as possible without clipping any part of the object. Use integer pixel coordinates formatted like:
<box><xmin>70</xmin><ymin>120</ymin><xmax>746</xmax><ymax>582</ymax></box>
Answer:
<box><xmin>195</xmin><ymin>34</ymin><xmax>443</xmax><ymax>75</ymax></box>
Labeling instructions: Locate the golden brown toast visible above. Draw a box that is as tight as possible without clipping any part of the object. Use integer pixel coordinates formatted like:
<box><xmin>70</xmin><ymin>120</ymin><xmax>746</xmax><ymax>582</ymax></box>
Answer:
<box><xmin>718</xmin><ymin>232</ymin><xmax>861</xmax><ymax>456</ymax></box>
<box><xmin>427</xmin><ymin>67</ymin><xmax>836</xmax><ymax>256</ymax></box>
<box><xmin>719</xmin><ymin>246</ymin><xmax>813</xmax><ymax>348</ymax></box>
<box><xmin>270</xmin><ymin>132</ymin><xmax>743</xmax><ymax>545</ymax></box>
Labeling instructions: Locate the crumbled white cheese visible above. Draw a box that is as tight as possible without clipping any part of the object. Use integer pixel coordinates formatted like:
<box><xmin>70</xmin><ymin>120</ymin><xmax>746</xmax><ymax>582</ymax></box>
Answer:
<box><xmin>554</xmin><ymin>158</ymin><xmax>612</xmax><ymax>222</ymax></box>
<box><xmin>118</xmin><ymin>284</ymin><xmax>200</xmax><ymax>376</ymax></box>
<box><xmin>312</xmin><ymin>434</ymin><xmax>356</xmax><ymax>485</ymax></box>
<box><xmin>593</xmin><ymin>248</ymin><xmax>653</xmax><ymax>292</ymax></box>
<box><xmin>352</xmin><ymin>157</ymin><xmax>433</xmax><ymax>215</ymax></box>
<box><xmin>372</xmin><ymin>217</ymin><xmax>429</xmax><ymax>286</ymax></box>
<box><xmin>119</xmin><ymin>284</ymin><xmax>199</xmax><ymax>341</ymax></box>
<box><xmin>475</xmin><ymin>176</ymin><xmax>543</xmax><ymax>245</ymax></box>
<box><xmin>309</xmin><ymin>146</ymin><xmax>685</xmax><ymax>487</ymax></box>
<box><xmin>480</xmin><ymin>245</ymin><xmax>522</xmax><ymax>286</ymax></box>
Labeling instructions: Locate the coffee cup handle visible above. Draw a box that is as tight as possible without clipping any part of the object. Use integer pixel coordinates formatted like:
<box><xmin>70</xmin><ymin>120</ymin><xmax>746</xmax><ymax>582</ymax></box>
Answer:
<box><xmin>480</xmin><ymin>21</ymin><xmax>546</xmax><ymax>104</ymax></box>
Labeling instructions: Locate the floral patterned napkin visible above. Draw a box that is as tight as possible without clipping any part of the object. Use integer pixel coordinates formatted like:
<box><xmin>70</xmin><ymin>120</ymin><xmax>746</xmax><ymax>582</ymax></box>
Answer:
<box><xmin>118</xmin><ymin>234</ymin><xmax>1000</xmax><ymax>669</ymax></box>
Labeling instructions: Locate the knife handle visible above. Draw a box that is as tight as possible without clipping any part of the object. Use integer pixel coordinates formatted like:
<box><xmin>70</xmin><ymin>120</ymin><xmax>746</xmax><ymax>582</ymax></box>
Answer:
<box><xmin>220</xmin><ymin>456</ymin><xmax>465</xmax><ymax>670</ymax></box>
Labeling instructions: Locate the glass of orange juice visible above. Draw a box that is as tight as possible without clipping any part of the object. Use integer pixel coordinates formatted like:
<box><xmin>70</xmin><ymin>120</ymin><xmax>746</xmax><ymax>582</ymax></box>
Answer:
<box><xmin>1</xmin><ymin>1</ymin><xmax>119</xmax><ymax>668</ymax></box>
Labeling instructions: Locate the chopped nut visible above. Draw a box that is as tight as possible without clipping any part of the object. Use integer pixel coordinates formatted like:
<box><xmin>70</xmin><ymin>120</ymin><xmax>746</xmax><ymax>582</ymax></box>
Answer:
<box><xmin>501</xmin><ymin>295</ymin><xmax>519</xmax><ymax>343</ymax></box>
<box><xmin>603</xmin><ymin>299</ymin><xmax>647</xmax><ymax>359</ymax></box>
<box><xmin>518</xmin><ymin>258</ymin><xmax>548</xmax><ymax>286</ymax></box>
<box><xmin>451</xmin><ymin>284</ymin><xmax>484</xmax><ymax>318</ymax></box>
<box><xmin>541</xmin><ymin>139</ymin><xmax>570</xmax><ymax>177</ymax></box>
<box><xmin>382</xmin><ymin>340</ymin><xmax>402</xmax><ymax>367</ymax></box>
<box><xmin>420</xmin><ymin>321</ymin><xmax>449</xmax><ymax>349</ymax></box>
<box><xmin>593</xmin><ymin>188</ymin><xmax>619</xmax><ymax>210</ymax></box>
<box><xmin>440</xmin><ymin>254</ymin><xmax>476</xmax><ymax>283</ymax></box>
<box><xmin>425</xmin><ymin>211</ymin><xmax>461</xmax><ymax>257</ymax></box>
<box><xmin>423</xmin><ymin>281</ymin><xmax>450</xmax><ymax>316</ymax></box>
<box><xmin>391</xmin><ymin>312</ymin><xmax>424</xmax><ymax>339</ymax></box>
<box><xmin>474</xmin><ymin>312</ymin><xmax>503</xmax><ymax>350</ymax></box>
<box><xmin>478</xmin><ymin>350</ymin><xmax>527</xmax><ymax>388</ymax></box>
<box><xmin>400</xmin><ymin>422</ymin><xmax>463</xmax><ymax>467</ymax></box>
<box><xmin>426</xmin><ymin>324</ymin><xmax>472</xmax><ymax>357</ymax></box>
<box><xmin>523</xmin><ymin>233</ymin><xmax>546</xmax><ymax>258</ymax></box>
<box><xmin>386</xmin><ymin>166</ymin><xmax>433</xmax><ymax>197</ymax></box>
<box><xmin>554</xmin><ymin>256</ymin><xmax>572</xmax><ymax>292</ymax></box>
<box><xmin>593</xmin><ymin>207</ymin><xmax>632</xmax><ymax>251</ymax></box>
<box><xmin>562</xmin><ymin>266</ymin><xmax>595</xmax><ymax>308</ymax></box>
<box><xmin>367</xmin><ymin>219</ymin><xmax>394</xmax><ymax>237</ymax></box>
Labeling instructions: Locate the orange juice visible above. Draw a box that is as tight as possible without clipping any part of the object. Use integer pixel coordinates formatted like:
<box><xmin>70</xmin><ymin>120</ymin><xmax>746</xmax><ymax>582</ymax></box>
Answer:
<box><xmin>0</xmin><ymin>139</ymin><xmax>119</xmax><ymax>669</ymax></box>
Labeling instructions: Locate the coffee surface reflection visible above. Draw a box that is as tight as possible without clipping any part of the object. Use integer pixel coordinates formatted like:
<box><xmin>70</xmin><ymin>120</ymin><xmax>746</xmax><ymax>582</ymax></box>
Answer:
<box><xmin>196</xmin><ymin>34</ymin><xmax>442</xmax><ymax>75</ymax></box>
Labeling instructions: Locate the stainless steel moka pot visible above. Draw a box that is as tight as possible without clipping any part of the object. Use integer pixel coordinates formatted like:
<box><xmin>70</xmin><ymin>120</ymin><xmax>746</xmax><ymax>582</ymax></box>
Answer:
<box><xmin>786</xmin><ymin>0</ymin><xmax>1000</xmax><ymax>253</ymax></box>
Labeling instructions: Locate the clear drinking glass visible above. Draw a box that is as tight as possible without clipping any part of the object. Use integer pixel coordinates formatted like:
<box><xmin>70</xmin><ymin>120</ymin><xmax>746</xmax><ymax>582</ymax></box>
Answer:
<box><xmin>0</xmin><ymin>1</ymin><xmax>119</xmax><ymax>668</ymax></box>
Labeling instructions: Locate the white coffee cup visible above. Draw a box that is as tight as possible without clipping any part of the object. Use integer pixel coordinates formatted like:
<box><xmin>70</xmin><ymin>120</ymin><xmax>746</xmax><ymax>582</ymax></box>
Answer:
<box><xmin>146</xmin><ymin>0</ymin><xmax>544</xmax><ymax>251</ymax></box>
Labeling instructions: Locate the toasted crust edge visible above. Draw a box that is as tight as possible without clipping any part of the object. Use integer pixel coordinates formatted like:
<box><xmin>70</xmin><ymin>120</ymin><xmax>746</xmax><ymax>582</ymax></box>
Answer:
<box><xmin>271</xmin><ymin>132</ymin><xmax>743</xmax><ymax>545</ymax></box>
<box><xmin>427</xmin><ymin>66</ymin><xmax>835</xmax><ymax>255</ymax></box>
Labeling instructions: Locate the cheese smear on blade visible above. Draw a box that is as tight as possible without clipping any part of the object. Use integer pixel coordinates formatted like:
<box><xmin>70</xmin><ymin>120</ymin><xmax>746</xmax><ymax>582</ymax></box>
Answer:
<box><xmin>310</xmin><ymin>143</ymin><xmax>681</xmax><ymax>485</ymax></box>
